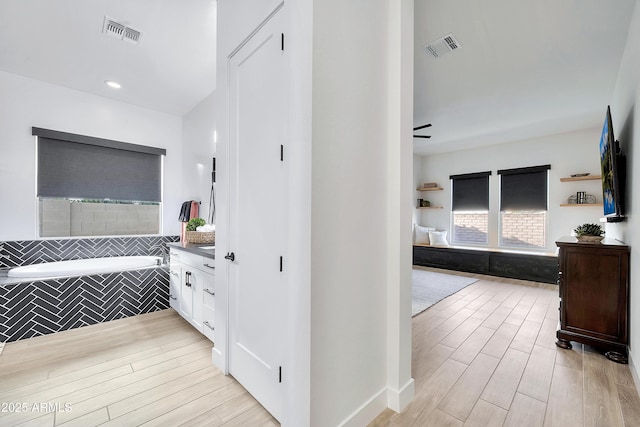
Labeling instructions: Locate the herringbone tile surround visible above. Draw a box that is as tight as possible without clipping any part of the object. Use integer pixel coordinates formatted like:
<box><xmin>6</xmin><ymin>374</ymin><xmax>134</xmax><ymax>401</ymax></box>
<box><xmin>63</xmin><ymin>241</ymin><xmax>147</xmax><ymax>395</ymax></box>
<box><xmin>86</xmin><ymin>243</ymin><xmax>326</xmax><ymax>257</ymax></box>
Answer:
<box><xmin>0</xmin><ymin>236</ymin><xmax>178</xmax><ymax>342</ymax></box>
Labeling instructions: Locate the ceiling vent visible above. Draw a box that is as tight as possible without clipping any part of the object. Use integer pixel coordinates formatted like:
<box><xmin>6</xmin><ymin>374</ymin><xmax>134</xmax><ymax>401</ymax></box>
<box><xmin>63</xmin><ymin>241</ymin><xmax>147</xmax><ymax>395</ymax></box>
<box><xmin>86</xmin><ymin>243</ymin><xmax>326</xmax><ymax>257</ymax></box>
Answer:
<box><xmin>425</xmin><ymin>34</ymin><xmax>461</xmax><ymax>58</ymax></box>
<box><xmin>103</xmin><ymin>16</ymin><xmax>143</xmax><ymax>45</ymax></box>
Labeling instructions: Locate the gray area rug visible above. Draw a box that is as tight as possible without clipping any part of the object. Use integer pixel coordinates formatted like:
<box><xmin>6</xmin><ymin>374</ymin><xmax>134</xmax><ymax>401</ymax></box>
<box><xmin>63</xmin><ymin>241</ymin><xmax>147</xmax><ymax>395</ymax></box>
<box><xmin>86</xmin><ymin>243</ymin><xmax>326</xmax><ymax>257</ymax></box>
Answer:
<box><xmin>412</xmin><ymin>269</ymin><xmax>478</xmax><ymax>317</ymax></box>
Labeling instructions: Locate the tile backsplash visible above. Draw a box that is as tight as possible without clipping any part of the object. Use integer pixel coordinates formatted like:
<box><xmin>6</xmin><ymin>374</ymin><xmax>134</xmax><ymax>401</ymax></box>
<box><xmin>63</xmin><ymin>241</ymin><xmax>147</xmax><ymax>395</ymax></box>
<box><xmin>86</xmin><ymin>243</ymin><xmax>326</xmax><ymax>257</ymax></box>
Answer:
<box><xmin>0</xmin><ymin>235</ymin><xmax>179</xmax><ymax>268</ymax></box>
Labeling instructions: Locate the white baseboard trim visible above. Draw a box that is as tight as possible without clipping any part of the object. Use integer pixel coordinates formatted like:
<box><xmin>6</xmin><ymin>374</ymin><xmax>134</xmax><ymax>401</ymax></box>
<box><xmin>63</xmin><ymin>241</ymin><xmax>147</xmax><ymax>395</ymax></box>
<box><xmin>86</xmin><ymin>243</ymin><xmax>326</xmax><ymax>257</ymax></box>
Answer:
<box><xmin>629</xmin><ymin>350</ymin><xmax>640</xmax><ymax>396</ymax></box>
<box><xmin>338</xmin><ymin>387</ymin><xmax>388</xmax><ymax>427</ymax></box>
<box><xmin>387</xmin><ymin>378</ymin><xmax>415</xmax><ymax>412</ymax></box>
<box><xmin>337</xmin><ymin>378</ymin><xmax>415</xmax><ymax>427</ymax></box>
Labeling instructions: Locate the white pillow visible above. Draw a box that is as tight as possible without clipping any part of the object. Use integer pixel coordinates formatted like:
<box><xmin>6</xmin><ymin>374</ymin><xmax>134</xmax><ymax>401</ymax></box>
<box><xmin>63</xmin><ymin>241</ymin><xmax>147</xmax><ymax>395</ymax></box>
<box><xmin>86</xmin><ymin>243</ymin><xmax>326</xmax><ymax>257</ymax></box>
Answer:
<box><xmin>414</xmin><ymin>225</ymin><xmax>436</xmax><ymax>244</ymax></box>
<box><xmin>428</xmin><ymin>230</ymin><xmax>449</xmax><ymax>246</ymax></box>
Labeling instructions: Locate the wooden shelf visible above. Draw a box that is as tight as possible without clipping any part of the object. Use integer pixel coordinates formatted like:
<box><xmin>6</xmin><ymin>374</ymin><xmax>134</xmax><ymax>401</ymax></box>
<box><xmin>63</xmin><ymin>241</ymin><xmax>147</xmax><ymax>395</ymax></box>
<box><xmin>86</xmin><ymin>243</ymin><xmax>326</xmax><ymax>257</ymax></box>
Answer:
<box><xmin>417</xmin><ymin>187</ymin><xmax>443</xmax><ymax>191</ymax></box>
<box><xmin>417</xmin><ymin>206</ymin><xmax>443</xmax><ymax>209</ymax></box>
<box><xmin>560</xmin><ymin>203</ymin><xmax>603</xmax><ymax>207</ymax></box>
<box><xmin>560</xmin><ymin>175</ymin><xmax>601</xmax><ymax>182</ymax></box>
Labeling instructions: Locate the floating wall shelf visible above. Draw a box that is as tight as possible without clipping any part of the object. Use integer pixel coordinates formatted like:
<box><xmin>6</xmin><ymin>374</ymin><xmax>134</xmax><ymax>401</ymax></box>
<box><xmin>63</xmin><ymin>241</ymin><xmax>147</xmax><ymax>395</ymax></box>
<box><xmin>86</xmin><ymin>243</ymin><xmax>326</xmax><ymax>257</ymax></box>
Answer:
<box><xmin>560</xmin><ymin>175</ymin><xmax>602</xmax><ymax>182</ymax></box>
<box><xmin>560</xmin><ymin>203</ymin><xmax>603</xmax><ymax>207</ymax></box>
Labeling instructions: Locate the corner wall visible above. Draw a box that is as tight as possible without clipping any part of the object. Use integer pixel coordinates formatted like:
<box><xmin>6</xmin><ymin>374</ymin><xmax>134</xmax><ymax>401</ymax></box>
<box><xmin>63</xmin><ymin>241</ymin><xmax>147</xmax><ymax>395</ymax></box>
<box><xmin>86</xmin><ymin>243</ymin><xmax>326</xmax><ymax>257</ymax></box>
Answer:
<box><xmin>608</xmin><ymin>0</ymin><xmax>640</xmax><ymax>390</ymax></box>
<box><xmin>311</xmin><ymin>0</ymin><xmax>413</xmax><ymax>424</ymax></box>
<box><xmin>182</xmin><ymin>91</ymin><xmax>217</xmax><ymax>223</ymax></box>
<box><xmin>0</xmin><ymin>71</ymin><xmax>183</xmax><ymax>241</ymax></box>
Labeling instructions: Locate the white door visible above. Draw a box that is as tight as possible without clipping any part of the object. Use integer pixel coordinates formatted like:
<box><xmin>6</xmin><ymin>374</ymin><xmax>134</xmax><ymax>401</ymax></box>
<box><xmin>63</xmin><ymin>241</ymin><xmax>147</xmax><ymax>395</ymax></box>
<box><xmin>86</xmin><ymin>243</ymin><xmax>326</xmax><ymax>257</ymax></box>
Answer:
<box><xmin>227</xmin><ymin>7</ymin><xmax>286</xmax><ymax>421</ymax></box>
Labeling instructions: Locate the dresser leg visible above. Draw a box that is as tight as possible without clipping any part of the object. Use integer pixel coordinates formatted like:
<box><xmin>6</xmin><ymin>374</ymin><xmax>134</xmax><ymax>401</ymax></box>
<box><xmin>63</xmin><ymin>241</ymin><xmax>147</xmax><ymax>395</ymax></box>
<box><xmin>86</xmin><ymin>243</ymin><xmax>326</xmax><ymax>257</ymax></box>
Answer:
<box><xmin>605</xmin><ymin>351</ymin><xmax>628</xmax><ymax>364</ymax></box>
<box><xmin>556</xmin><ymin>339</ymin><xmax>572</xmax><ymax>350</ymax></box>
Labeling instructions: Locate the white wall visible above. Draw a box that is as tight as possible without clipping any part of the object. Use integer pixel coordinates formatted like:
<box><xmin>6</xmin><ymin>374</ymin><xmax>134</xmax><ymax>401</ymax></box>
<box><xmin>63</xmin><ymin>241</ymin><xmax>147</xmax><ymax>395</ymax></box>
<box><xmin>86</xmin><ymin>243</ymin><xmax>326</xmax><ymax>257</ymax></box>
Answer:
<box><xmin>419</xmin><ymin>127</ymin><xmax>604</xmax><ymax>253</ymax></box>
<box><xmin>311</xmin><ymin>0</ymin><xmax>388</xmax><ymax>421</ymax></box>
<box><xmin>182</xmin><ymin>91</ymin><xmax>217</xmax><ymax>223</ymax></box>
<box><xmin>609</xmin><ymin>0</ymin><xmax>640</xmax><ymax>390</ymax></box>
<box><xmin>312</xmin><ymin>0</ymin><xmax>413</xmax><ymax>424</ymax></box>
<box><xmin>0</xmin><ymin>70</ymin><xmax>183</xmax><ymax>241</ymax></box>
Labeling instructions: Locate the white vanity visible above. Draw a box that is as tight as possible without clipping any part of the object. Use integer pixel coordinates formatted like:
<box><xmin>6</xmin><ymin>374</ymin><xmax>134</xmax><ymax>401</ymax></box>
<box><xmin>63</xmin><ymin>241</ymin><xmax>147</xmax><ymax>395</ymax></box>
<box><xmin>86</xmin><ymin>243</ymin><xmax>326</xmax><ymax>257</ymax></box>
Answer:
<box><xmin>167</xmin><ymin>243</ymin><xmax>223</xmax><ymax>368</ymax></box>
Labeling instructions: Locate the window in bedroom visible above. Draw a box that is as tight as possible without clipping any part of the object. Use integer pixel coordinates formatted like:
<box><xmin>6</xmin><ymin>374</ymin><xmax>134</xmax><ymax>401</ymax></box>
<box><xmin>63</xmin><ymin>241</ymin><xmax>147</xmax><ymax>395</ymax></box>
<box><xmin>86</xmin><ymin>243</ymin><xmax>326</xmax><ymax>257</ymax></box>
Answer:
<box><xmin>450</xmin><ymin>171</ymin><xmax>491</xmax><ymax>245</ymax></box>
<box><xmin>498</xmin><ymin>165</ymin><xmax>550</xmax><ymax>249</ymax></box>
<box><xmin>34</xmin><ymin>127</ymin><xmax>165</xmax><ymax>238</ymax></box>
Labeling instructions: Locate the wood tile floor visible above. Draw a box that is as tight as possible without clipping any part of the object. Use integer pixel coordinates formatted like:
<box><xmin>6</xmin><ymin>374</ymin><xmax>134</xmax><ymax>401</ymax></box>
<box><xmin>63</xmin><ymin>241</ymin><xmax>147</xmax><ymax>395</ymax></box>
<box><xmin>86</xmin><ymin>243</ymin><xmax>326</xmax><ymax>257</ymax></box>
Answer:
<box><xmin>3</xmin><ymin>270</ymin><xmax>640</xmax><ymax>426</ymax></box>
<box><xmin>0</xmin><ymin>309</ymin><xmax>278</xmax><ymax>426</ymax></box>
<box><xmin>371</xmin><ymin>267</ymin><xmax>640</xmax><ymax>427</ymax></box>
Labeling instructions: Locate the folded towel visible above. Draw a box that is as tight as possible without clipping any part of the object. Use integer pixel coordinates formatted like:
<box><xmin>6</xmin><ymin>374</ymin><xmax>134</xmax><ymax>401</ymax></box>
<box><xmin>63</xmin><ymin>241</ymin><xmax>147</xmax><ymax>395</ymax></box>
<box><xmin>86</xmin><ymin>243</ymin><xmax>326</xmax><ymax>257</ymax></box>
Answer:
<box><xmin>190</xmin><ymin>201</ymin><xmax>199</xmax><ymax>220</ymax></box>
<box><xmin>196</xmin><ymin>224</ymin><xmax>215</xmax><ymax>232</ymax></box>
<box><xmin>178</xmin><ymin>201</ymin><xmax>191</xmax><ymax>222</ymax></box>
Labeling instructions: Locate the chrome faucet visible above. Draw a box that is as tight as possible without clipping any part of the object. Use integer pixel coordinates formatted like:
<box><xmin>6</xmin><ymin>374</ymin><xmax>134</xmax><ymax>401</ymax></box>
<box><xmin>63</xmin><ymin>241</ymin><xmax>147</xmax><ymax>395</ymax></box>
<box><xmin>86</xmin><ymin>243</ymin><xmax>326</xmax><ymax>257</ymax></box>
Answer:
<box><xmin>150</xmin><ymin>244</ymin><xmax>168</xmax><ymax>264</ymax></box>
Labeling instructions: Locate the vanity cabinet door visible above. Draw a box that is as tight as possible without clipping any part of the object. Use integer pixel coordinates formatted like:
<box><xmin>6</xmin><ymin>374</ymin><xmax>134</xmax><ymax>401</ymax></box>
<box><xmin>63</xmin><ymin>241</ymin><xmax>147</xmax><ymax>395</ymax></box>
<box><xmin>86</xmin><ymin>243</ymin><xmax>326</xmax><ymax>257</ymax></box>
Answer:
<box><xmin>169</xmin><ymin>247</ymin><xmax>216</xmax><ymax>342</ymax></box>
<box><xmin>186</xmin><ymin>267</ymin><xmax>204</xmax><ymax>331</ymax></box>
<box><xmin>180</xmin><ymin>267</ymin><xmax>194</xmax><ymax>321</ymax></box>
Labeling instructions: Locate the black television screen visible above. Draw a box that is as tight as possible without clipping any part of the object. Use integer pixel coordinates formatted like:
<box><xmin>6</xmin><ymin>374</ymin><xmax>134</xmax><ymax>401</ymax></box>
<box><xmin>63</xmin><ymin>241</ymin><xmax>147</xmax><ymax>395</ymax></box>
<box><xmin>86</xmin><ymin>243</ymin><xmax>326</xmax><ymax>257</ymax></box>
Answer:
<box><xmin>599</xmin><ymin>105</ymin><xmax>623</xmax><ymax>219</ymax></box>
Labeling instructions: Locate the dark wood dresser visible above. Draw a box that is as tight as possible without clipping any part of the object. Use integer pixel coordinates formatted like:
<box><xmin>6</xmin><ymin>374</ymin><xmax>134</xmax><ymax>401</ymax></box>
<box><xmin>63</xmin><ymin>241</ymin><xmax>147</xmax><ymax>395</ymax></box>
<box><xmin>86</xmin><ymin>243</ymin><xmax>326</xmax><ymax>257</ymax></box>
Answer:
<box><xmin>556</xmin><ymin>236</ymin><xmax>630</xmax><ymax>363</ymax></box>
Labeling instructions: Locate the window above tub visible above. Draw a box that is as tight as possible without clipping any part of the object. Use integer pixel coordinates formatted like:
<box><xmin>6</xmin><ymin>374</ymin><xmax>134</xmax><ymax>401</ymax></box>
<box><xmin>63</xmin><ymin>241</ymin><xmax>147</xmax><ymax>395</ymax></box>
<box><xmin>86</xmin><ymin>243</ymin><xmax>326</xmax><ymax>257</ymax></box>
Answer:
<box><xmin>33</xmin><ymin>127</ymin><xmax>164</xmax><ymax>238</ymax></box>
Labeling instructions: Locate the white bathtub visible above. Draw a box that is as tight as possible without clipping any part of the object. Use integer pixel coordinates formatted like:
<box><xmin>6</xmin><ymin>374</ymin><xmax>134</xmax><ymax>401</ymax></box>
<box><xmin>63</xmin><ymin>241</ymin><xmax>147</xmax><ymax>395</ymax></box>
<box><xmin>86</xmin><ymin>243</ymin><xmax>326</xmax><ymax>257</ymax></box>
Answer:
<box><xmin>7</xmin><ymin>256</ymin><xmax>163</xmax><ymax>279</ymax></box>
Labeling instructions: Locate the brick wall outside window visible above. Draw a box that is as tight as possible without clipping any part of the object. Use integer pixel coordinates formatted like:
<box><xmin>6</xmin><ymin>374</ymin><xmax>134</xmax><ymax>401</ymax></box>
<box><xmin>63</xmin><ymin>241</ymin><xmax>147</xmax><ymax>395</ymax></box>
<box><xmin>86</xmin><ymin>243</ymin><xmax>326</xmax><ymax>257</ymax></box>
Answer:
<box><xmin>453</xmin><ymin>212</ymin><xmax>488</xmax><ymax>244</ymax></box>
<box><xmin>500</xmin><ymin>211</ymin><xmax>546</xmax><ymax>248</ymax></box>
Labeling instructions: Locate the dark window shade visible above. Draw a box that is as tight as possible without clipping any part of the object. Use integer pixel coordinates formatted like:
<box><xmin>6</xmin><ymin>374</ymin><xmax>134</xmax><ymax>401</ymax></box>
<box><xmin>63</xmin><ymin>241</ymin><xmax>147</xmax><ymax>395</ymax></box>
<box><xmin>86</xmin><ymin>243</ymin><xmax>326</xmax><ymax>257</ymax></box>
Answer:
<box><xmin>450</xmin><ymin>171</ymin><xmax>491</xmax><ymax>211</ymax></box>
<box><xmin>499</xmin><ymin>165</ymin><xmax>550</xmax><ymax>211</ymax></box>
<box><xmin>37</xmin><ymin>136</ymin><xmax>163</xmax><ymax>202</ymax></box>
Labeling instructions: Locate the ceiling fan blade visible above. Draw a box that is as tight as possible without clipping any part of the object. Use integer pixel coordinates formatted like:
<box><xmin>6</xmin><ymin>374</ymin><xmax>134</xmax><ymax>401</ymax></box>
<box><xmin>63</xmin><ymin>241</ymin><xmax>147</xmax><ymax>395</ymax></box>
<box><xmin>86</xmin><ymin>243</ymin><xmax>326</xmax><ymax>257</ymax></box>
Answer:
<box><xmin>413</xmin><ymin>124</ymin><xmax>432</xmax><ymax>131</ymax></box>
<box><xmin>413</xmin><ymin>135</ymin><xmax>431</xmax><ymax>139</ymax></box>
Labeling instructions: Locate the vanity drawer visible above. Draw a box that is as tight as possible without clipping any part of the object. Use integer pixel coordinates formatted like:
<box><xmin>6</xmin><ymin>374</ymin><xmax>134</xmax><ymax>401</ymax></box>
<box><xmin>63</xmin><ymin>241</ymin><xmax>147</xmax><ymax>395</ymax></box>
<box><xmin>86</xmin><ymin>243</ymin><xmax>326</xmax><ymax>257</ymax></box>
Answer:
<box><xmin>202</xmin><ymin>305</ymin><xmax>215</xmax><ymax>342</ymax></box>
<box><xmin>203</xmin><ymin>285</ymin><xmax>215</xmax><ymax>308</ymax></box>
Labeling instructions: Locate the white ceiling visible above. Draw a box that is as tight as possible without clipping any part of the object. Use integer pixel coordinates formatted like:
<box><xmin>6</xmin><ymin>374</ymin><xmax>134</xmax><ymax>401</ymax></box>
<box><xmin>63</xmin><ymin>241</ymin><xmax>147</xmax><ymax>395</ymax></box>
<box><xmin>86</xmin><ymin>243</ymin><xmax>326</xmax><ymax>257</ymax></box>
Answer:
<box><xmin>414</xmin><ymin>0</ymin><xmax>638</xmax><ymax>155</ymax></box>
<box><xmin>0</xmin><ymin>0</ymin><xmax>216</xmax><ymax>116</ymax></box>
<box><xmin>1</xmin><ymin>1</ymin><xmax>636</xmax><ymax>151</ymax></box>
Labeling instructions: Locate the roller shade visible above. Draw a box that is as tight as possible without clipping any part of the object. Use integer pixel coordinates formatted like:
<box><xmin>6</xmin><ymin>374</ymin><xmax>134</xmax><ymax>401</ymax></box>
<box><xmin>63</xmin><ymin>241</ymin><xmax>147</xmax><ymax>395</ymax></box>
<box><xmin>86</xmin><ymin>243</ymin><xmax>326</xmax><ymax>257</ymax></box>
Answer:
<box><xmin>450</xmin><ymin>171</ymin><xmax>491</xmax><ymax>211</ymax></box>
<box><xmin>35</xmin><ymin>128</ymin><xmax>164</xmax><ymax>202</ymax></box>
<box><xmin>499</xmin><ymin>165</ymin><xmax>550</xmax><ymax>211</ymax></box>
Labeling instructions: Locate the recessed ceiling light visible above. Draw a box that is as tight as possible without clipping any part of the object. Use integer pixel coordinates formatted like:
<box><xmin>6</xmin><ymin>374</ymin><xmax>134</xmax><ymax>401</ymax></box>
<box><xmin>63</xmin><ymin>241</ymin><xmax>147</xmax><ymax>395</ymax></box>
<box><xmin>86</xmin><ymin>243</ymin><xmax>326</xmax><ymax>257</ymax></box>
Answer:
<box><xmin>105</xmin><ymin>80</ymin><xmax>121</xmax><ymax>89</ymax></box>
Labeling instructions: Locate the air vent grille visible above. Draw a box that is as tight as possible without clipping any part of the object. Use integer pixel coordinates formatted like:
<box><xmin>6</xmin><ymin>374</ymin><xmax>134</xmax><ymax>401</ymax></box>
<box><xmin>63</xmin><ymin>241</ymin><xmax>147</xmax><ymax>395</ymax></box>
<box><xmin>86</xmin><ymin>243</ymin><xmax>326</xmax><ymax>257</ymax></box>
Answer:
<box><xmin>104</xmin><ymin>20</ymin><xmax>125</xmax><ymax>39</ymax></box>
<box><xmin>102</xmin><ymin>16</ymin><xmax>143</xmax><ymax>46</ymax></box>
<box><xmin>425</xmin><ymin>33</ymin><xmax>461</xmax><ymax>58</ymax></box>
<box><xmin>123</xmin><ymin>27</ymin><xmax>142</xmax><ymax>44</ymax></box>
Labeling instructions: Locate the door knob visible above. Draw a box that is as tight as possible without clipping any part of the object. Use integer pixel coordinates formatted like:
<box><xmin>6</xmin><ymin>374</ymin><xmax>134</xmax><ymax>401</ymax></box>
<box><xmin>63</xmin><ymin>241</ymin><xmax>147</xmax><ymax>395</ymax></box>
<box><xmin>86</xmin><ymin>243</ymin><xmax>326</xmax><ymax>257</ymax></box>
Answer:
<box><xmin>224</xmin><ymin>252</ymin><xmax>235</xmax><ymax>261</ymax></box>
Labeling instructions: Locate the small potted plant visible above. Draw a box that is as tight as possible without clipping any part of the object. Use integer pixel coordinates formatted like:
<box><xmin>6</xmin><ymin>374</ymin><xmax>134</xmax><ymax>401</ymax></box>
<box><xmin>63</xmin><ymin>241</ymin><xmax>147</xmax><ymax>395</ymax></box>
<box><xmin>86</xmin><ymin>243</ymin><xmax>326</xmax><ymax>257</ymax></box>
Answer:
<box><xmin>574</xmin><ymin>223</ymin><xmax>604</xmax><ymax>243</ymax></box>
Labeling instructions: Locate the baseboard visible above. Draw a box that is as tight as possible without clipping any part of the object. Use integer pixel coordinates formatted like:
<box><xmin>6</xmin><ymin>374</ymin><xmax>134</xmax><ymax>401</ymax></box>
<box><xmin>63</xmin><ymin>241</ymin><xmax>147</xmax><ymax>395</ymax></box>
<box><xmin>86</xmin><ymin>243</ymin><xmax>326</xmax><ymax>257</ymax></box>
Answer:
<box><xmin>211</xmin><ymin>346</ymin><xmax>226</xmax><ymax>374</ymax></box>
<box><xmin>338</xmin><ymin>387</ymin><xmax>387</xmax><ymax>427</ymax></box>
<box><xmin>629</xmin><ymin>350</ymin><xmax>640</xmax><ymax>396</ymax></box>
<box><xmin>387</xmin><ymin>378</ymin><xmax>415</xmax><ymax>412</ymax></box>
<box><xmin>337</xmin><ymin>379</ymin><xmax>415</xmax><ymax>427</ymax></box>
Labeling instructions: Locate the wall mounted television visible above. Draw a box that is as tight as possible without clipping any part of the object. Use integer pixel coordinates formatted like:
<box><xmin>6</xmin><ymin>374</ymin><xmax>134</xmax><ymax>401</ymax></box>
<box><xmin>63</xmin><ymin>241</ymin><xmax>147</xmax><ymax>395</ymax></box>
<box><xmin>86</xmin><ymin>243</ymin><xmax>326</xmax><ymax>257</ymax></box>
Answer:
<box><xmin>599</xmin><ymin>105</ymin><xmax>625</xmax><ymax>222</ymax></box>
